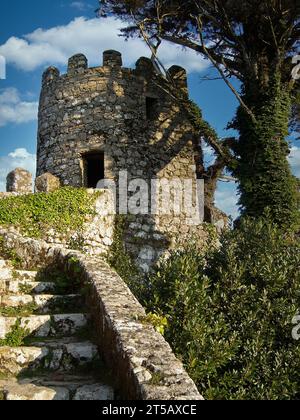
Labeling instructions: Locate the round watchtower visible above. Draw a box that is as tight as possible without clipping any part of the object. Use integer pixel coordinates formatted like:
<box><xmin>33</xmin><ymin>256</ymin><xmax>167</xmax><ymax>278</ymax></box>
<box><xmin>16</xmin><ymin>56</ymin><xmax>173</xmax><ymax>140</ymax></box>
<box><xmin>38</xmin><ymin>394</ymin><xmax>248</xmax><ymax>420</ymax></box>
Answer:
<box><xmin>36</xmin><ymin>50</ymin><xmax>210</xmax><ymax>270</ymax></box>
<box><xmin>37</xmin><ymin>50</ymin><xmax>198</xmax><ymax>189</ymax></box>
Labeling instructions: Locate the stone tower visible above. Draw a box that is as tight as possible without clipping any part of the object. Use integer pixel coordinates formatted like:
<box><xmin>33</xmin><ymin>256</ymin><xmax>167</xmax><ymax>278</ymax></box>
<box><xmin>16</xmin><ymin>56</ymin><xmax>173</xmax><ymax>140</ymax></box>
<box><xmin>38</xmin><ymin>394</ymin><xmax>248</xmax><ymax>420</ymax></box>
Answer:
<box><xmin>37</xmin><ymin>50</ymin><xmax>200</xmax><ymax>188</ymax></box>
<box><xmin>37</xmin><ymin>50</ymin><xmax>206</xmax><ymax>270</ymax></box>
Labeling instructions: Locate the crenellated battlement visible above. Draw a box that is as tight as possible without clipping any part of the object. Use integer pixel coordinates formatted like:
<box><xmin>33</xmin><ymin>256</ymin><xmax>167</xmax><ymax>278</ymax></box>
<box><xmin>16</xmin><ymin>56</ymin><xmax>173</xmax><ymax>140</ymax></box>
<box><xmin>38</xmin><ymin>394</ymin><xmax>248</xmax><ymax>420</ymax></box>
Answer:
<box><xmin>41</xmin><ymin>50</ymin><xmax>188</xmax><ymax>93</ymax></box>
<box><xmin>38</xmin><ymin>48</ymin><xmax>193</xmax><ymax>190</ymax></box>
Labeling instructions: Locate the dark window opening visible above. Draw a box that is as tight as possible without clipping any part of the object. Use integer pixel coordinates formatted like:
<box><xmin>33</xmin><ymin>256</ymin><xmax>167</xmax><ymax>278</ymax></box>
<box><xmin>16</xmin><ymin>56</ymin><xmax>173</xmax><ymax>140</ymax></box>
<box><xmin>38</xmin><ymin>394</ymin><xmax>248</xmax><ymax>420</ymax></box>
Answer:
<box><xmin>146</xmin><ymin>97</ymin><xmax>159</xmax><ymax>119</ymax></box>
<box><xmin>83</xmin><ymin>152</ymin><xmax>105</xmax><ymax>188</ymax></box>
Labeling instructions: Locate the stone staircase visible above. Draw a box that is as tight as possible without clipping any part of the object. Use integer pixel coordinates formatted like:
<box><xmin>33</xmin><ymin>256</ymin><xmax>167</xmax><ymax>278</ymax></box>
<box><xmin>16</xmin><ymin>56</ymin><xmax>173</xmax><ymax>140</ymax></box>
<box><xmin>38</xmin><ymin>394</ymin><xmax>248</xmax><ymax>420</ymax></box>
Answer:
<box><xmin>0</xmin><ymin>259</ymin><xmax>115</xmax><ymax>400</ymax></box>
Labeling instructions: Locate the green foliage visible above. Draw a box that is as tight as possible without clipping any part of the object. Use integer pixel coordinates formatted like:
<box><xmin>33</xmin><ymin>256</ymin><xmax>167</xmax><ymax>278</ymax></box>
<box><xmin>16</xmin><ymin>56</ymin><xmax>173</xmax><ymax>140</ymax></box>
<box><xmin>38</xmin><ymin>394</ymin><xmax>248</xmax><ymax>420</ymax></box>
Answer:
<box><xmin>0</xmin><ymin>319</ymin><xmax>30</xmax><ymax>347</ymax></box>
<box><xmin>0</xmin><ymin>303</ymin><xmax>38</xmax><ymax>317</ymax></box>
<box><xmin>102</xmin><ymin>0</ymin><xmax>299</xmax><ymax>230</ymax></box>
<box><xmin>18</xmin><ymin>283</ymin><xmax>34</xmax><ymax>295</ymax></box>
<box><xmin>290</xmin><ymin>83</ymin><xmax>300</xmax><ymax>138</ymax></box>
<box><xmin>234</xmin><ymin>77</ymin><xmax>300</xmax><ymax>230</ymax></box>
<box><xmin>0</xmin><ymin>237</ymin><xmax>23</xmax><ymax>269</ymax></box>
<box><xmin>187</xmin><ymin>100</ymin><xmax>219</xmax><ymax>141</ymax></box>
<box><xmin>68</xmin><ymin>256</ymin><xmax>82</xmax><ymax>274</ymax></box>
<box><xmin>149</xmin><ymin>371</ymin><xmax>165</xmax><ymax>385</ymax></box>
<box><xmin>67</xmin><ymin>232</ymin><xmax>86</xmax><ymax>252</ymax></box>
<box><xmin>141</xmin><ymin>219</ymin><xmax>300</xmax><ymax>400</ymax></box>
<box><xmin>0</xmin><ymin>187</ymin><xmax>98</xmax><ymax>239</ymax></box>
<box><xmin>140</xmin><ymin>313</ymin><xmax>168</xmax><ymax>335</ymax></box>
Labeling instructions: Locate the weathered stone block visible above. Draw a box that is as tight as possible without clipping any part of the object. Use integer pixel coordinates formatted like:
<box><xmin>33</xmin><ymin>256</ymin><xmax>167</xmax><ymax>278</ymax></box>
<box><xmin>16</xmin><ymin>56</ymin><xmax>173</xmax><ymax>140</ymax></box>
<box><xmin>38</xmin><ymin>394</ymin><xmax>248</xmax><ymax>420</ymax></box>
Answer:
<box><xmin>42</xmin><ymin>66</ymin><xmax>60</xmax><ymax>85</ymax></box>
<box><xmin>67</xmin><ymin>54</ymin><xmax>88</xmax><ymax>75</ymax></box>
<box><xmin>6</xmin><ymin>168</ymin><xmax>32</xmax><ymax>193</ymax></box>
<box><xmin>35</xmin><ymin>173</ymin><xmax>60</xmax><ymax>193</ymax></box>
<box><xmin>103</xmin><ymin>50</ymin><xmax>122</xmax><ymax>68</ymax></box>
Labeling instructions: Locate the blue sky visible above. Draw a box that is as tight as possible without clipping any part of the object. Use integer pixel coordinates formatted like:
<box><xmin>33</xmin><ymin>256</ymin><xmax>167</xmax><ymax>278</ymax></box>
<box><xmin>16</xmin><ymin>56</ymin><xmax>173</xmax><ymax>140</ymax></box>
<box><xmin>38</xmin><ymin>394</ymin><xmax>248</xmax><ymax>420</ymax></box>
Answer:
<box><xmin>0</xmin><ymin>0</ymin><xmax>299</xmax><ymax>219</ymax></box>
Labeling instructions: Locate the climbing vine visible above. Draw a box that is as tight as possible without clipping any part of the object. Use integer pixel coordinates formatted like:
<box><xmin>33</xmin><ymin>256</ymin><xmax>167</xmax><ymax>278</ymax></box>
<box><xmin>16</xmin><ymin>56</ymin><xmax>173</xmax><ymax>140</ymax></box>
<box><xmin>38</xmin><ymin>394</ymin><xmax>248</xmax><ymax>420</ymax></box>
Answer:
<box><xmin>234</xmin><ymin>76</ymin><xmax>300</xmax><ymax>230</ymax></box>
<box><xmin>0</xmin><ymin>187</ymin><xmax>100</xmax><ymax>239</ymax></box>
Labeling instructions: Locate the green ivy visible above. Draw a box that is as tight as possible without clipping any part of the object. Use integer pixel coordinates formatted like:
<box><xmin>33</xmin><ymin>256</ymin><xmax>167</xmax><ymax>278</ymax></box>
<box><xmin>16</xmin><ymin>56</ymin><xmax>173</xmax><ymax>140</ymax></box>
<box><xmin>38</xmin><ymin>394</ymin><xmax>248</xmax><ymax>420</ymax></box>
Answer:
<box><xmin>234</xmin><ymin>76</ymin><xmax>300</xmax><ymax>230</ymax></box>
<box><xmin>0</xmin><ymin>187</ymin><xmax>99</xmax><ymax>239</ymax></box>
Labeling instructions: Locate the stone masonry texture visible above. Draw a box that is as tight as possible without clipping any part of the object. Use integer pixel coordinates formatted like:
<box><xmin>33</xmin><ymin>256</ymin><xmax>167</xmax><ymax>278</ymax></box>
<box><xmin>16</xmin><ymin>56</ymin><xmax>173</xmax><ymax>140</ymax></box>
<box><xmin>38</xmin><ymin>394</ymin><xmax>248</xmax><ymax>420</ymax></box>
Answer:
<box><xmin>0</xmin><ymin>229</ymin><xmax>204</xmax><ymax>400</ymax></box>
<box><xmin>6</xmin><ymin>168</ymin><xmax>33</xmax><ymax>193</ymax></box>
<box><xmin>36</xmin><ymin>50</ymin><xmax>208</xmax><ymax>270</ymax></box>
<box><xmin>35</xmin><ymin>173</ymin><xmax>61</xmax><ymax>193</ymax></box>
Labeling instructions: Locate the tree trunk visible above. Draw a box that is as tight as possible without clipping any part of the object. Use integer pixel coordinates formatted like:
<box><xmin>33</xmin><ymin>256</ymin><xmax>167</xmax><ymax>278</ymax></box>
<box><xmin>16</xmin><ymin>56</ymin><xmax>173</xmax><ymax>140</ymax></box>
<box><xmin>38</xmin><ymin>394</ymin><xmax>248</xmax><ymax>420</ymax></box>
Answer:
<box><xmin>234</xmin><ymin>76</ymin><xmax>299</xmax><ymax>229</ymax></box>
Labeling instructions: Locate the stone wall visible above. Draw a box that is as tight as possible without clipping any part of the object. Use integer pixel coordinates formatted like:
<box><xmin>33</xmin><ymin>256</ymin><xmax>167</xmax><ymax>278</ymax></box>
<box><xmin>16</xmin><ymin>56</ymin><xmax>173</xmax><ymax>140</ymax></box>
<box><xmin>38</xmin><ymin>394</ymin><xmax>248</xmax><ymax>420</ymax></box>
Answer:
<box><xmin>0</xmin><ymin>229</ymin><xmax>203</xmax><ymax>400</ymax></box>
<box><xmin>0</xmin><ymin>186</ymin><xmax>211</xmax><ymax>271</ymax></box>
<box><xmin>0</xmin><ymin>190</ymin><xmax>115</xmax><ymax>258</ymax></box>
<box><xmin>37</xmin><ymin>51</ymin><xmax>199</xmax><ymax>190</ymax></box>
<box><xmin>43</xmin><ymin>189</ymin><xmax>115</xmax><ymax>256</ymax></box>
<box><xmin>6</xmin><ymin>168</ymin><xmax>32</xmax><ymax>193</ymax></box>
<box><xmin>36</xmin><ymin>50</ymin><xmax>208</xmax><ymax>269</ymax></box>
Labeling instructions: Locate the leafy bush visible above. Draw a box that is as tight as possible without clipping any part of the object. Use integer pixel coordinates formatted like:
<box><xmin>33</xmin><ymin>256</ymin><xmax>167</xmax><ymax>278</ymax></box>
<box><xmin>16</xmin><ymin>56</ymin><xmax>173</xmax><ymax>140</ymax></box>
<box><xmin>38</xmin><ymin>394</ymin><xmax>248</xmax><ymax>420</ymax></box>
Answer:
<box><xmin>0</xmin><ymin>319</ymin><xmax>30</xmax><ymax>347</ymax></box>
<box><xmin>141</xmin><ymin>219</ymin><xmax>300</xmax><ymax>400</ymax></box>
<box><xmin>0</xmin><ymin>187</ymin><xmax>98</xmax><ymax>238</ymax></box>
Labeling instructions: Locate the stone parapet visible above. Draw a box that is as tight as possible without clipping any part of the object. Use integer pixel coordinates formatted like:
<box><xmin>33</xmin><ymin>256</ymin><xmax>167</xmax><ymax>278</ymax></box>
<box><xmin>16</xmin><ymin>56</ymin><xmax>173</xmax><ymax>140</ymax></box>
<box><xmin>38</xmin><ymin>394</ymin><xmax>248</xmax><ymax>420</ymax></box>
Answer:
<box><xmin>0</xmin><ymin>229</ymin><xmax>203</xmax><ymax>400</ymax></box>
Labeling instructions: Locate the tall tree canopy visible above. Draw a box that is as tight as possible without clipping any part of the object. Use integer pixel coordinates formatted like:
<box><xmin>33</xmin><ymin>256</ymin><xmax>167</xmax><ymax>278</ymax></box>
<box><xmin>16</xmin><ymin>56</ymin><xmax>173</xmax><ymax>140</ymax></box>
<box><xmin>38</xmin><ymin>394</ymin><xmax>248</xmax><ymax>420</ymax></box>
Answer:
<box><xmin>99</xmin><ymin>0</ymin><xmax>300</xmax><ymax>229</ymax></box>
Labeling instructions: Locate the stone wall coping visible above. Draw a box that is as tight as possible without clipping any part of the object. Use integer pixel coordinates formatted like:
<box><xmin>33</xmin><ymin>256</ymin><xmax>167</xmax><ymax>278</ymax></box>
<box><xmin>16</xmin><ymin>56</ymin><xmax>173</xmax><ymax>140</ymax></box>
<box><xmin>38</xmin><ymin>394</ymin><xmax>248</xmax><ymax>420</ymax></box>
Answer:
<box><xmin>0</xmin><ymin>229</ymin><xmax>203</xmax><ymax>401</ymax></box>
<box><xmin>0</xmin><ymin>192</ymin><xmax>30</xmax><ymax>199</ymax></box>
<box><xmin>41</xmin><ymin>51</ymin><xmax>187</xmax><ymax>87</ymax></box>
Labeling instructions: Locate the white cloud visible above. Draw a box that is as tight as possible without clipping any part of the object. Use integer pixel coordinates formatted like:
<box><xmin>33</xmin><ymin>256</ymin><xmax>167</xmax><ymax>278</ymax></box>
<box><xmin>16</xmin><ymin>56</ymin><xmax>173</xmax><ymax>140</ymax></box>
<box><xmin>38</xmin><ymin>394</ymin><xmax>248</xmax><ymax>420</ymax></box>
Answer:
<box><xmin>0</xmin><ymin>88</ymin><xmax>38</xmax><ymax>127</ymax></box>
<box><xmin>0</xmin><ymin>148</ymin><xmax>36</xmax><ymax>192</ymax></box>
<box><xmin>70</xmin><ymin>1</ymin><xmax>92</xmax><ymax>11</ymax></box>
<box><xmin>0</xmin><ymin>17</ymin><xmax>208</xmax><ymax>73</ymax></box>
<box><xmin>289</xmin><ymin>146</ymin><xmax>300</xmax><ymax>178</ymax></box>
<box><xmin>215</xmin><ymin>182</ymin><xmax>240</xmax><ymax>220</ymax></box>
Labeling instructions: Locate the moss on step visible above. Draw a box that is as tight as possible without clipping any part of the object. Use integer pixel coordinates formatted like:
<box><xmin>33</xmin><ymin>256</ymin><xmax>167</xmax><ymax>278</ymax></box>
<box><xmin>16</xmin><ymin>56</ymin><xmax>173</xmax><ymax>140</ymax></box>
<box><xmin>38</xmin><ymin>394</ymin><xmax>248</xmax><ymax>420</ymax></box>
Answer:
<box><xmin>0</xmin><ymin>300</ymin><xmax>85</xmax><ymax>317</ymax></box>
<box><xmin>0</xmin><ymin>303</ymin><xmax>38</xmax><ymax>317</ymax></box>
<box><xmin>18</xmin><ymin>283</ymin><xmax>35</xmax><ymax>295</ymax></box>
<box><xmin>149</xmin><ymin>371</ymin><xmax>165</xmax><ymax>386</ymax></box>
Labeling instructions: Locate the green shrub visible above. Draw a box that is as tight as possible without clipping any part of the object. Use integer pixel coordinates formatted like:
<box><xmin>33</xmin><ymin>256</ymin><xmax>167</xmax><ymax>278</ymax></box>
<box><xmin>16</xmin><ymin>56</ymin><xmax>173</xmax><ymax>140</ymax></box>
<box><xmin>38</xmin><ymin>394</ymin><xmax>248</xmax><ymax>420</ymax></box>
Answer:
<box><xmin>0</xmin><ymin>319</ymin><xmax>30</xmax><ymax>347</ymax></box>
<box><xmin>143</xmin><ymin>219</ymin><xmax>300</xmax><ymax>400</ymax></box>
<box><xmin>0</xmin><ymin>187</ymin><xmax>98</xmax><ymax>239</ymax></box>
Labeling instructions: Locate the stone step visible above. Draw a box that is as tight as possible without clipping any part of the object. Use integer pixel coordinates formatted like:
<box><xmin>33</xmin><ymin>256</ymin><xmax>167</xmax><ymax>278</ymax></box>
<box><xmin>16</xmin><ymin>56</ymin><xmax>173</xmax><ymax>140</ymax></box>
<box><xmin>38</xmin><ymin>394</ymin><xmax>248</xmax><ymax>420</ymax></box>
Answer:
<box><xmin>0</xmin><ymin>294</ymin><xmax>84</xmax><ymax>314</ymax></box>
<box><xmin>0</xmin><ymin>339</ymin><xmax>99</xmax><ymax>376</ymax></box>
<box><xmin>0</xmin><ymin>280</ymin><xmax>57</xmax><ymax>295</ymax></box>
<box><xmin>0</xmin><ymin>268</ymin><xmax>12</xmax><ymax>281</ymax></box>
<box><xmin>10</xmin><ymin>270</ymin><xmax>38</xmax><ymax>280</ymax></box>
<box><xmin>0</xmin><ymin>381</ymin><xmax>69</xmax><ymax>400</ymax></box>
<box><xmin>0</xmin><ymin>314</ymin><xmax>89</xmax><ymax>339</ymax></box>
<box><xmin>0</xmin><ymin>376</ymin><xmax>114</xmax><ymax>400</ymax></box>
<box><xmin>0</xmin><ymin>269</ymin><xmax>38</xmax><ymax>282</ymax></box>
<box><xmin>0</xmin><ymin>260</ymin><xmax>12</xmax><ymax>270</ymax></box>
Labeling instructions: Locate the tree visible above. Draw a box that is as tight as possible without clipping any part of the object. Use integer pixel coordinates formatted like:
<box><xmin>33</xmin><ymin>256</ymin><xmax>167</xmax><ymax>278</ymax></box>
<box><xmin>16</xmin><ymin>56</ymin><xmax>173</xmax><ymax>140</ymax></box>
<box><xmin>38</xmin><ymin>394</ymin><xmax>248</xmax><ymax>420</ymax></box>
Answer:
<box><xmin>291</xmin><ymin>88</ymin><xmax>300</xmax><ymax>138</ymax></box>
<box><xmin>98</xmin><ymin>0</ymin><xmax>300</xmax><ymax>229</ymax></box>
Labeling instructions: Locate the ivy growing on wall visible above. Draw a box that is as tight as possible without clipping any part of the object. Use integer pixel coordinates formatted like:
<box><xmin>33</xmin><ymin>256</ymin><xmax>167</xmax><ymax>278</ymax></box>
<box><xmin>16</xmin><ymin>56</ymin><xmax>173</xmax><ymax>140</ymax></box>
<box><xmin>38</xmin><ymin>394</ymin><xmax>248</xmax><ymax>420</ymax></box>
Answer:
<box><xmin>0</xmin><ymin>187</ymin><xmax>99</xmax><ymax>239</ymax></box>
<box><xmin>234</xmin><ymin>76</ymin><xmax>300</xmax><ymax>230</ymax></box>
